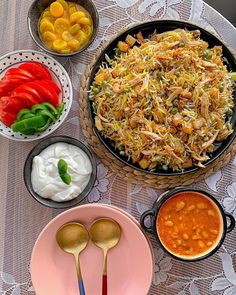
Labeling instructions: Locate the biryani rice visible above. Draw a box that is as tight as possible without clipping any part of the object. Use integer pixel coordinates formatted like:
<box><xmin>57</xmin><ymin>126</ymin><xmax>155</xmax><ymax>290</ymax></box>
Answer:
<box><xmin>90</xmin><ymin>29</ymin><xmax>235</xmax><ymax>171</ymax></box>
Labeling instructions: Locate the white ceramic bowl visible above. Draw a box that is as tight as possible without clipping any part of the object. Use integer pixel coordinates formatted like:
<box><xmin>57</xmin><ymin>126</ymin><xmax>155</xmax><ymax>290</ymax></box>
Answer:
<box><xmin>0</xmin><ymin>50</ymin><xmax>73</xmax><ymax>141</ymax></box>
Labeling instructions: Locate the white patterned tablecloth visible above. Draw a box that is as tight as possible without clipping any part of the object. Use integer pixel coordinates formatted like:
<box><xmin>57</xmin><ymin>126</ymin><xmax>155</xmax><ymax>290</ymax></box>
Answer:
<box><xmin>0</xmin><ymin>0</ymin><xmax>236</xmax><ymax>294</ymax></box>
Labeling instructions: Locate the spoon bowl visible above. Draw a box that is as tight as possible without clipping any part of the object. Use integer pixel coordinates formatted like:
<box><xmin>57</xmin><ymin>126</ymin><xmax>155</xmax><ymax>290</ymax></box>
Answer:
<box><xmin>90</xmin><ymin>218</ymin><xmax>121</xmax><ymax>250</ymax></box>
<box><xmin>56</xmin><ymin>223</ymin><xmax>88</xmax><ymax>254</ymax></box>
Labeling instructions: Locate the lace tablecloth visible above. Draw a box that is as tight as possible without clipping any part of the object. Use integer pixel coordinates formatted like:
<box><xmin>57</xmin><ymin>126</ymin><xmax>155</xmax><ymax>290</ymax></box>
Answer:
<box><xmin>0</xmin><ymin>0</ymin><xmax>236</xmax><ymax>294</ymax></box>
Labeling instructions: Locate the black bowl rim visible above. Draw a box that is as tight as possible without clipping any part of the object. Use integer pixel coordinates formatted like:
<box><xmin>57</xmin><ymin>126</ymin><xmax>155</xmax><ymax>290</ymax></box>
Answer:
<box><xmin>27</xmin><ymin>0</ymin><xmax>99</xmax><ymax>57</ymax></box>
<box><xmin>87</xmin><ymin>19</ymin><xmax>236</xmax><ymax>176</ymax></box>
<box><xmin>24</xmin><ymin>135</ymin><xmax>97</xmax><ymax>209</ymax></box>
<box><xmin>141</xmin><ymin>188</ymin><xmax>232</xmax><ymax>262</ymax></box>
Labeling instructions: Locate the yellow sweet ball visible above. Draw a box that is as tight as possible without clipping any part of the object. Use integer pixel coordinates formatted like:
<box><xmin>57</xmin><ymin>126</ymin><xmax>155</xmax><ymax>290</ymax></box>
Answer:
<box><xmin>69</xmin><ymin>24</ymin><xmax>81</xmax><ymax>36</ymax></box>
<box><xmin>70</xmin><ymin>11</ymin><xmax>86</xmax><ymax>24</ymax></box>
<box><xmin>68</xmin><ymin>39</ymin><xmax>80</xmax><ymax>50</ymax></box>
<box><xmin>40</xmin><ymin>19</ymin><xmax>55</xmax><ymax>33</ymax></box>
<box><xmin>43</xmin><ymin>31</ymin><xmax>57</xmax><ymax>42</ymax></box>
<box><xmin>54</xmin><ymin>18</ymin><xmax>70</xmax><ymax>33</ymax></box>
<box><xmin>76</xmin><ymin>30</ymin><xmax>88</xmax><ymax>45</ymax></box>
<box><xmin>56</xmin><ymin>0</ymin><xmax>69</xmax><ymax>11</ymax></box>
<box><xmin>50</xmin><ymin>2</ymin><xmax>64</xmax><ymax>17</ymax></box>
<box><xmin>77</xmin><ymin>17</ymin><xmax>91</xmax><ymax>25</ymax></box>
<box><xmin>53</xmin><ymin>39</ymin><xmax>68</xmax><ymax>51</ymax></box>
<box><xmin>62</xmin><ymin>31</ymin><xmax>73</xmax><ymax>42</ymax></box>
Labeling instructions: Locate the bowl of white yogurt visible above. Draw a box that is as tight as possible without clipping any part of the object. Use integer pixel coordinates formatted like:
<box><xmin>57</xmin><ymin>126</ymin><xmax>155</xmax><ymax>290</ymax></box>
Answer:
<box><xmin>24</xmin><ymin>136</ymin><xmax>97</xmax><ymax>208</ymax></box>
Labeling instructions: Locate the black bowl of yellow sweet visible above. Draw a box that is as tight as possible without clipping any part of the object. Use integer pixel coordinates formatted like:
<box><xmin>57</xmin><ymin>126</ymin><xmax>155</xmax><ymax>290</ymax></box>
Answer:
<box><xmin>28</xmin><ymin>0</ymin><xmax>99</xmax><ymax>56</ymax></box>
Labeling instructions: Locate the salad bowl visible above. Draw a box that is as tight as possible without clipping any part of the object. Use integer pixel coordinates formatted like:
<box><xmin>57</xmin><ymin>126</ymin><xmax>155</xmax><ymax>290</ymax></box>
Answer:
<box><xmin>0</xmin><ymin>50</ymin><xmax>73</xmax><ymax>141</ymax></box>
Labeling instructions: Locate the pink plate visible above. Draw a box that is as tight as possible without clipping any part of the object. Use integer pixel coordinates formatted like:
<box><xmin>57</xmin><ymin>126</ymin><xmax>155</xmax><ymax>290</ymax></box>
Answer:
<box><xmin>31</xmin><ymin>204</ymin><xmax>153</xmax><ymax>295</ymax></box>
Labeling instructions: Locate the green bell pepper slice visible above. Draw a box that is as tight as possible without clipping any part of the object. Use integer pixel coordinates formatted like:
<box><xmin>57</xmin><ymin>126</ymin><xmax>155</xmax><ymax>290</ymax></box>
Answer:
<box><xmin>42</xmin><ymin>102</ymin><xmax>58</xmax><ymax>117</ymax></box>
<box><xmin>31</xmin><ymin>104</ymin><xmax>48</xmax><ymax>113</ymax></box>
<box><xmin>16</xmin><ymin>109</ymin><xmax>32</xmax><ymax>121</ymax></box>
<box><xmin>35</xmin><ymin>118</ymin><xmax>52</xmax><ymax>132</ymax></box>
<box><xmin>21</xmin><ymin>113</ymin><xmax>35</xmax><ymax>120</ymax></box>
<box><xmin>21</xmin><ymin>128</ymin><xmax>36</xmax><ymax>135</ymax></box>
<box><xmin>11</xmin><ymin>115</ymin><xmax>48</xmax><ymax>133</ymax></box>
<box><xmin>37</xmin><ymin>109</ymin><xmax>56</xmax><ymax>122</ymax></box>
<box><xmin>56</xmin><ymin>103</ymin><xmax>65</xmax><ymax>118</ymax></box>
<box><xmin>12</xmin><ymin>102</ymin><xmax>64</xmax><ymax>135</ymax></box>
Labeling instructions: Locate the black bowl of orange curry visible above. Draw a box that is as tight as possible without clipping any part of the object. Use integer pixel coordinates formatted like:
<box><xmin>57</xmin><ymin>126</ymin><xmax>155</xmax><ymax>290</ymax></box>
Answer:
<box><xmin>140</xmin><ymin>188</ymin><xmax>235</xmax><ymax>261</ymax></box>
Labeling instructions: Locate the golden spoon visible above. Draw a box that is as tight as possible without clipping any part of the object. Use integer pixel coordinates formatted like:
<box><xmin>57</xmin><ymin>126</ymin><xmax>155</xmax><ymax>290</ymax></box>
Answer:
<box><xmin>89</xmin><ymin>218</ymin><xmax>121</xmax><ymax>295</ymax></box>
<box><xmin>56</xmin><ymin>222</ymin><xmax>89</xmax><ymax>295</ymax></box>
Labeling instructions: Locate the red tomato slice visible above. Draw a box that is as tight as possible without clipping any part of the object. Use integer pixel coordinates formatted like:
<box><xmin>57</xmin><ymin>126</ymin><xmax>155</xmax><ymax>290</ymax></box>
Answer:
<box><xmin>0</xmin><ymin>96</ymin><xmax>26</xmax><ymax>113</ymax></box>
<box><xmin>19</xmin><ymin>62</ymin><xmax>52</xmax><ymax>80</ymax></box>
<box><xmin>0</xmin><ymin>81</ymin><xmax>11</xmax><ymax>97</ymax></box>
<box><xmin>0</xmin><ymin>96</ymin><xmax>8</xmax><ymax>117</ymax></box>
<box><xmin>38</xmin><ymin>80</ymin><xmax>60</xmax><ymax>106</ymax></box>
<box><xmin>5</xmin><ymin>68</ymin><xmax>34</xmax><ymax>79</ymax></box>
<box><xmin>12</xmin><ymin>92</ymin><xmax>39</xmax><ymax>108</ymax></box>
<box><xmin>5</xmin><ymin>74</ymin><xmax>32</xmax><ymax>82</ymax></box>
<box><xmin>1</xmin><ymin>111</ymin><xmax>16</xmax><ymax>127</ymax></box>
<box><xmin>0</xmin><ymin>78</ymin><xmax>23</xmax><ymax>97</ymax></box>
<box><xmin>45</xmin><ymin>80</ymin><xmax>61</xmax><ymax>94</ymax></box>
<box><xmin>2</xmin><ymin>77</ymin><xmax>23</xmax><ymax>84</ymax></box>
<box><xmin>26</xmin><ymin>80</ymin><xmax>60</xmax><ymax>106</ymax></box>
<box><xmin>12</xmin><ymin>84</ymin><xmax>43</xmax><ymax>103</ymax></box>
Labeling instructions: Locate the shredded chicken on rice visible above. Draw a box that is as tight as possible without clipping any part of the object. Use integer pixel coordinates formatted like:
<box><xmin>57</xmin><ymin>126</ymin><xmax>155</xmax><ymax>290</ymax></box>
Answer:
<box><xmin>90</xmin><ymin>29</ymin><xmax>235</xmax><ymax>171</ymax></box>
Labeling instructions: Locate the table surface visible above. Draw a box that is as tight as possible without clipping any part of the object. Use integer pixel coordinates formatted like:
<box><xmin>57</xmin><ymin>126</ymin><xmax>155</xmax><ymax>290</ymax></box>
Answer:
<box><xmin>1</xmin><ymin>0</ymin><xmax>236</xmax><ymax>294</ymax></box>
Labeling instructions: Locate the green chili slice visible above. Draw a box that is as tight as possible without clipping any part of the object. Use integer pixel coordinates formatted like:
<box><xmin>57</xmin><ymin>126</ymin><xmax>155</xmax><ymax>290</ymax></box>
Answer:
<box><xmin>58</xmin><ymin>159</ymin><xmax>68</xmax><ymax>175</ymax></box>
<box><xmin>58</xmin><ymin>159</ymin><xmax>71</xmax><ymax>185</ymax></box>
<box><xmin>61</xmin><ymin>173</ymin><xmax>71</xmax><ymax>185</ymax></box>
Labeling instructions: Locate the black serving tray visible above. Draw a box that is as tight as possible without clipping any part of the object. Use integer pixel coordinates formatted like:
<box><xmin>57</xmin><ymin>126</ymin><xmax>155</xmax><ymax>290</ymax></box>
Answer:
<box><xmin>88</xmin><ymin>20</ymin><xmax>236</xmax><ymax>176</ymax></box>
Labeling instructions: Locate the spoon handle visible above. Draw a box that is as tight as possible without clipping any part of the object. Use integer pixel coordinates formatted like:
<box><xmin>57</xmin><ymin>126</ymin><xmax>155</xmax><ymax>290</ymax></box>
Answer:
<box><xmin>102</xmin><ymin>275</ymin><xmax>107</xmax><ymax>295</ymax></box>
<box><xmin>78</xmin><ymin>279</ymin><xmax>85</xmax><ymax>295</ymax></box>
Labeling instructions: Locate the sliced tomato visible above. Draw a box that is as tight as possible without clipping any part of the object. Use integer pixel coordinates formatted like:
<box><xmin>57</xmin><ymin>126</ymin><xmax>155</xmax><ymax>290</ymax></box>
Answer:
<box><xmin>2</xmin><ymin>77</ymin><xmax>23</xmax><ymax>84</ymax></box>
<box><xmin>0</xmin><ymin>81</ymin><xmax>10</xmax><ymax>97</ymax></box>
<box><xmin>19</xmin><ymin>62</ymin><xmax>52</xmax><ymax>80</ymax></box>
<box><xmin>0</xmin><ymin>96</ymin><xmax>8</xmax><ymax>117</ymax></box>
<box><xmin>38</xmin><ymin>80</ymin><xmax>60</xmax><ymax>106</ymax></box>
<box><xmin>5</xmin><ymin>68</ymin><xmax>34</xmax><ymax>79</ymax></box>
<box><xmin>12</xmin><ymin>84</ymin><xmax>43</xmax><ymax>103</ymax></box>
<box><xmin>12</xmin><ymin>92</ymin><xmax>39</xmax><ymax>108</ymax></box>
<box><xmin>45</xmin><ymin>80</ymin><xmax>61</xmax><ymax>94</ymax></box>
<box><xmin>0</xmin><ymin>77</ymin><xmax>23</xmax><ymax>97</ymax></box>
<box><xmin>25</xmin><ymin>80</ymin><xmax>60</xmax><ymax>106</ymax></box>
<box><xmin>0</xmin><ymin>96</ymin><xmax>26</xmax><ymax>113</ymax></box>
<box><xmin>1</xmin><ymin>111</ymin><xmax>16</xmax><ymax>127</ymax></box>
<box><xmin>6</xmin><ymin>74</ymin><xmax>33</xmax><ymax>82</ymax></box>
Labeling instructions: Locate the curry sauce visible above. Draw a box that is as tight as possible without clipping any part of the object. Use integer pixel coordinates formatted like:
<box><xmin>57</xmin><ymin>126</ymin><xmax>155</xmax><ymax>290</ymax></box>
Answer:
<box><xmin>157</xmin><ymin>192</ymin><xmax>222</xmax><ymax>258</ymax></box>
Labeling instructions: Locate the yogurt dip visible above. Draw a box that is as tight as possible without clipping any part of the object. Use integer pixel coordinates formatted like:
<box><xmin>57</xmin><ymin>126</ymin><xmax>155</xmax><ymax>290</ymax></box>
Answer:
<box><xmin>31</xmin><ymin>142</ymin><xmax>92</xmax><ymax>202</ymax></box>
